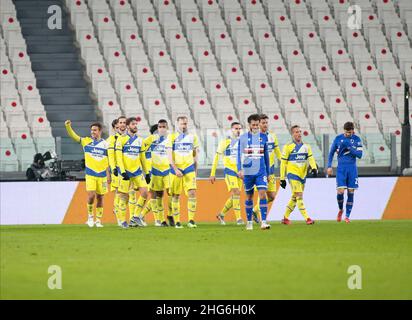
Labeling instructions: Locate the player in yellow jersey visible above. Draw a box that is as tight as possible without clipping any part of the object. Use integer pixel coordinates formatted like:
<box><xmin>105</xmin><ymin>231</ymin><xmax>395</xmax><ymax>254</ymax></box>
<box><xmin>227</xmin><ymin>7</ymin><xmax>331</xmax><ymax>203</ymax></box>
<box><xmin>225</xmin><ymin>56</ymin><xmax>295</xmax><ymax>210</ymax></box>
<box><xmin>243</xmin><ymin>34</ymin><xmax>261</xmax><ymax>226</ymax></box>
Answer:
<box><xmin>251</xmin><ymin>114</ymin><xmax>282</xmax><ymax>223</ymax></box>
<box><xmin>65</xmin><ymin>120</ymin><xmax>110</xmax><ymax>228</ymax></box>
<box><xmin>166</xmin><ymin>116</ymin><xmax>200</xmax><ymax>229</ymax></box>
<box><xmin>280</xmin><ymin>125</ymin><xmax>318</xmax><ymax>225</ymax></box>
<box><xmin>140</xmin><ymin>120</ymin><xmax>171</xmax><ymax>227</ymax></box>
<box><xmin>115</xmin><ymin>117</ymin><xmax>149</xmax><ymax>228</ymax></box>
<box><xmin>209</xmin><ymin>122</ymin><xmax>244</xmax><ymax>225</ymax></box>
<box><xmin>107</xmin><ymin>116</ymin><xmax>127</xmax><ymax>226</ymax></box>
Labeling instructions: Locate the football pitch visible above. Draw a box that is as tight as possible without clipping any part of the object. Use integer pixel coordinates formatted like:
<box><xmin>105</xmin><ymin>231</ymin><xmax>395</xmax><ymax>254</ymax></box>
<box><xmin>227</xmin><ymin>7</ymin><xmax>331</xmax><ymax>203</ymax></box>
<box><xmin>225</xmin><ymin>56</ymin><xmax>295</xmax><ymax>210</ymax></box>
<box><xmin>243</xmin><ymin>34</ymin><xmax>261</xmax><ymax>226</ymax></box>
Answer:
<box><xmin>1</xmin><ymin>221</ymin><xmax>411</xmax><ymax>300</ymax></box>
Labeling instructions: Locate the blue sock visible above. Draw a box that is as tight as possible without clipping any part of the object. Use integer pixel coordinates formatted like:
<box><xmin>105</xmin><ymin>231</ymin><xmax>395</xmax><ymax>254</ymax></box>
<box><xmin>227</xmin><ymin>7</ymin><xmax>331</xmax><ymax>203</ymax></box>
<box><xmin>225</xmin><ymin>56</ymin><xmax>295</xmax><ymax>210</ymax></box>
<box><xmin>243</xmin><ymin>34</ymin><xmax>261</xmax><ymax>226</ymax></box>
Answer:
<box><xmin>337</xmin><ymin>193</ymin><xmax>344</xmax><ymax>210</ymax></box>
<box><xmin>245</xmin><ymin>199</ymin><xmax>254</xmax><ymax>222</ymax></box>
<box><xmin>346</xmin><ymin>192</ymin><xmax>354</xmax><ymax>218</ymax></box>
<box><xmin>259</xmin><ymin>198</ymin><xmax>268</xmax><ymax>221</ymax></box>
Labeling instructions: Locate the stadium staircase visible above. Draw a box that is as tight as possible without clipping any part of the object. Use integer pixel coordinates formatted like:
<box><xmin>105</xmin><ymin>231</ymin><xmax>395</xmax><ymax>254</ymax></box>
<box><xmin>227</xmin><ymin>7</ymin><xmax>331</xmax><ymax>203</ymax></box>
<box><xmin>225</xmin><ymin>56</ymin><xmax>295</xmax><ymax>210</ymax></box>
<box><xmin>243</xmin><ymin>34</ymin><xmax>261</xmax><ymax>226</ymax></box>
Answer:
<box><xmin>14</xmin><ymin>0</ymin><xmax>98</xmax><ymax>160</ymax></box>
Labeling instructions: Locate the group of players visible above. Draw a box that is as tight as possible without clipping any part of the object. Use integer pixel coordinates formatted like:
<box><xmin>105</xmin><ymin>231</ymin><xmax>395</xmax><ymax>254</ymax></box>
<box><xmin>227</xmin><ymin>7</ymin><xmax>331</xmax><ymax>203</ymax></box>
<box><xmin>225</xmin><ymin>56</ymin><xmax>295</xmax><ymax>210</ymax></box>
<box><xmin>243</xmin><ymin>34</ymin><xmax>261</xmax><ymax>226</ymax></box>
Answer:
<box><xmin>65</xmin><ymin>113</ymin><xmax>363</xmax><ymax>230</ymax></box>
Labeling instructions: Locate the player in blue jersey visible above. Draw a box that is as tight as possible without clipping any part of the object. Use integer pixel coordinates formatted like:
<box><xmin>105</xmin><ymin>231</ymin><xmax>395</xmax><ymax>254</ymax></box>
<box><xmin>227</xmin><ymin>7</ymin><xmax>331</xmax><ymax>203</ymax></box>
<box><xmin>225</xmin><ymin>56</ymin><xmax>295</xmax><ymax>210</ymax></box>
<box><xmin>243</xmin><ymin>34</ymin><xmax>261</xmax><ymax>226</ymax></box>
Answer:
<box><xmin>237</xmin><ymin>114</ymin><xmax>271</xmax><ymax>230</ymax></box>
<box><xmin>327</xmin><ymin>122</ymin><xmax>363</xmax><ymax>223</ymax></box>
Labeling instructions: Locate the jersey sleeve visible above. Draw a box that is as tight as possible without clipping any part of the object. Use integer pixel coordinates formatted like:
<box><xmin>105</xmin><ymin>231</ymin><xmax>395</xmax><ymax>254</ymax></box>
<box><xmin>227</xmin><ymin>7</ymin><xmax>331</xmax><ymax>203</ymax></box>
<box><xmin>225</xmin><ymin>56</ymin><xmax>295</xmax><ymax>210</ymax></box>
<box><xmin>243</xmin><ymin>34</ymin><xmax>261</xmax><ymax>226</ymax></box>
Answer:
<box><xmin>273</xmin><ymin>134</ymin><xmax>282</xmax><ymax>161</ymax></box>
<box><xmin>210</xmin><ymin>139</ymin><xmax>226</xmax><ymax>177</ymax></box>
<box><xmin>349</xmin><ymin>136</ymin><xmax>363</xmax><ymax>159</ymax></box>
<box><xmin>280</xmin><ymin>144</ymin><xmax>290</xmax><ymax>180</ymax></box>
<box><xmin>264</xmin><ymin>136</ymin><xmax>270</xmax><ymax>177</ymax></box>
<box><xmin>107</xmin><ymin>136</ymin><xmax>117</xmax><ymax>172</ymax></box>
<box><xmin>115</xmin><ymin>137</ymin><xmax>126</xmax><ymax>174</ymax></box>
<box><xmin>65</xmin><ymin>123</ymin><xmax>82</xmax><ymax>144</ymax></box>
<box><xmin>327</xmin><ymin>137</ymin><xmax>338</xmax><ymax>168</ymax></box>
<box><xmin>237</xmin><ymin>135</ymin><xmax>245</xmax><ymax>172</ymax></box>
<box><xmin>140</xmin><ymin>136</ymin><xmax>151</xmax><ymax>175</ymax></box>
<box><xmin>193</xmin><ymin>134</ymin><xmax>200</xmax><ymax>161</ymax></box>
<box><xmin>142</xmin><ymin>135</ymin><xmax>154</xmax><ymax>173</ymax></box>
<box><xmin>165</xmin><ymin>133</ymin><xmax>174</xmax><ymax>149</ymax></box>
<box><xmin>193</xmin><ymin>134</ymin><xmax>200</xmax><ymax>149</ymax></box>
<box><xmin>307</xmin><ymin>145</ymin><xmax>317</xmax><ymax>170</ymax></box>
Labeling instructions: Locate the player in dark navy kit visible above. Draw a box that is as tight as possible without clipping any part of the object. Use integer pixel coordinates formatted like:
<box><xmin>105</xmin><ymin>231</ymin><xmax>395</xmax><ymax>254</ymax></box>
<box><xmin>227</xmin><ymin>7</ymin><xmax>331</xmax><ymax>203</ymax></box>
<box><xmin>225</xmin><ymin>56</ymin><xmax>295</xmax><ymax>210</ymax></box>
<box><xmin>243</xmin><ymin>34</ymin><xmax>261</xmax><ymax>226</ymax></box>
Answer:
<box><xmin>327</xmin><ymin>122</ymin><xmax>363</xmax><ymax>223</ymax></box>
<box><xmin>237</xmin><ymin>114</ymin><xmax>271</xmax><ymax>230</ymax></box>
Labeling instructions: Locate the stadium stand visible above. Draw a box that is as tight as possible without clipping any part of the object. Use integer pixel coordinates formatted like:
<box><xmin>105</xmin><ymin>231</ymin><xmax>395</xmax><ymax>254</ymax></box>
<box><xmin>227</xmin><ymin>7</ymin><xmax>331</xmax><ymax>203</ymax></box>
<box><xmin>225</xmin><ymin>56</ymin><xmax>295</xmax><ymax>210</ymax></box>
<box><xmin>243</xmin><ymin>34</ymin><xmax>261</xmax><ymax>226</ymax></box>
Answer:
<box><xmin>1</xmin><ymin>0</ymin><xmax>411</xmax><ymax>173</ymax></box>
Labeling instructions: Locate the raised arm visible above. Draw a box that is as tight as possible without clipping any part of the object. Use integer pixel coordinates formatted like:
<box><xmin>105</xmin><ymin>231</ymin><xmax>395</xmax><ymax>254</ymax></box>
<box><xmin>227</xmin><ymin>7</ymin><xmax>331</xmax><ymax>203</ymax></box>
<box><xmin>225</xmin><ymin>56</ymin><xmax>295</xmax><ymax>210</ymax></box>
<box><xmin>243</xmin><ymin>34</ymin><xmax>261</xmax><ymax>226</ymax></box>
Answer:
<box><xmin>65</xmin><ymin>120</ymin><xmax>81</xmax><ymax>144</ymax></box>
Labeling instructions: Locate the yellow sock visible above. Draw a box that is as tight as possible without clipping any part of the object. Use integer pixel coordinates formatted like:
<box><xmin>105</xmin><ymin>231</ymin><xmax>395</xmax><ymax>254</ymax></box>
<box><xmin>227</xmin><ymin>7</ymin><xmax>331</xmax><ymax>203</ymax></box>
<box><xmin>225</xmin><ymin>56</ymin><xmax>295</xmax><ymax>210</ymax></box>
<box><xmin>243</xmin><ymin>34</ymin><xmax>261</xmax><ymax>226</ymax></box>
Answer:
<box><xmin>96</xmin><ymin>207</ymin><xmax>103</xmax><ymax>220</ymax></box>
<box><xmin>87</xmin><ymin>203</ymin><xmax>94</xmax><ymax>217</ymax></box>
<box><xmin>114</xmin><ymin>193</ymin><xmax>120</xmax><ymax>214</ymax></box>
<box><xmin>296</xmin><ymin>197</ymin><xmax>309</xmax><ymax>220</ymax></box>
<box><xmin>188</xmin><ymin>197</ymin><xmax>197</xmax><ymax>221</ymax></box>
<box><xmin>284</xmin><ymin>196</ymin><xmax>297</xmax><ymax>219</ymax></box>
<box><xmin>167</xmin><ymin>195</ymin><xmax>173</xmax><ymax>217</ymax></box>
<box><xmin>128</xmin><ymin>192</ymin><xmax>136</xmax><ymax>220</ymax></box>
<box><xmin>134</xmin><ymin>196</ymin><xmax>147</xmax><ymax>218</ymax></box>
<box><xmin>221</xmin><ymin>197</ymin><xmax>233</xmax><ymax>216</ymax></box>
<box><xmin>253</xmin><ymin>203</ymin><xmax>260</xmax><ymax>215</ymax></box>
<box><xmin>118</xmin><ymin>197</ymin><xmax>127</xmax><ymax>223</ymax></box>
<box><xmin>141</xmin><ymin>198</ymin><xmax>153</xmax><ymax>218</ymax></box>
<box><xmin>113</xmin><ymin>194</ymin><xmax>117</xmax><ymax>214</ymax></box>
<box><xmin>156</xmin><ymin>197</ymin><xmax>165</xmax><ymax>222</ymax></box>
<box><xmin>150</xmin><ymin>199</ymin><xmax>158</xmax><ymax>221</ymax></box>
<box><xmin>232</xmin><ymin>195</ymin><xmax>241</xmax><ymax>220</ymax></box>
<box><xmin>172</xmin><ymin>197</ymin><xmax>180</xmax><ymax>223</ymax></box>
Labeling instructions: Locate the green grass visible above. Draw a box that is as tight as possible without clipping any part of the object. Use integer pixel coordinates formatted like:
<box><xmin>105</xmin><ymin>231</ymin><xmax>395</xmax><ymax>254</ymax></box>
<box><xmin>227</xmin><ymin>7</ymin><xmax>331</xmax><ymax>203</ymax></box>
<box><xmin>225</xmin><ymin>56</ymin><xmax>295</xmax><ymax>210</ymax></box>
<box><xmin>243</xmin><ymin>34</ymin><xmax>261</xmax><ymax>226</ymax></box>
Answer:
<box><xmin>1</xmin><ymin>221</ymin><xmax>411</xmax><ymax>300</ymax></box>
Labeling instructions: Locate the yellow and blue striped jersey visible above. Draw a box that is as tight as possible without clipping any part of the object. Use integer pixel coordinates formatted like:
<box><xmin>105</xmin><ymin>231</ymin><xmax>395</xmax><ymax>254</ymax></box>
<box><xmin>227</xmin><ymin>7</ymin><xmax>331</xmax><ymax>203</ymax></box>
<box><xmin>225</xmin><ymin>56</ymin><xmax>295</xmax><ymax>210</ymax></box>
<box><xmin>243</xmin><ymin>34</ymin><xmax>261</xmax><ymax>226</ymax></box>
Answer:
<box><xmin>265</xmin><ymin>131</ymin><xmax>282</xmax><ymax>175</ymax></box>
<box><xmin>280</xmin><ymin>141</ymin><xmax>317</xmax><ymax>183</ymax></box>
<box><xmin>65</xmin><ymin>124</ymin><xmax>109</xmax><ymax>177</ymax></box>
<box><xmin>143</xmin><ymin>134</ymin><xmax>170</xmax><ymax>176</ymax></box>
<box><xmin>166</xmin><ymin>132</ymin><xmax>199</xmax><ymax>173</ymax></box>
<box><xmin>115</xmin><ymin>133</ymin><xmax>148</xmax><ymax>177</ymax></box>
<box><xmin>210</xmin><ymin>136</ymin><xmax>239</xmax><ymax>177</ymax></box>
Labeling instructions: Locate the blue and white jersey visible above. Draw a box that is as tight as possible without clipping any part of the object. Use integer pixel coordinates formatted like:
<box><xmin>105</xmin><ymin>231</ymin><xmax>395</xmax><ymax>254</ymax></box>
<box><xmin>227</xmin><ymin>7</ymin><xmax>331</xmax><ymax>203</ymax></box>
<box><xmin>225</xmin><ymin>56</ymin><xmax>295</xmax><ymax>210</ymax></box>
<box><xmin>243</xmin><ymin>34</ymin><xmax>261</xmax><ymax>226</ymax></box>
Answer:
<box><xmin>328</xmin><ymin>134</ymin><xmax>363</xmax><ymax>168</ymax></box>
<box><xmin>237</xmin><ymin>131</ymin><xmax>270</xmax><ymax>177</ymax></box>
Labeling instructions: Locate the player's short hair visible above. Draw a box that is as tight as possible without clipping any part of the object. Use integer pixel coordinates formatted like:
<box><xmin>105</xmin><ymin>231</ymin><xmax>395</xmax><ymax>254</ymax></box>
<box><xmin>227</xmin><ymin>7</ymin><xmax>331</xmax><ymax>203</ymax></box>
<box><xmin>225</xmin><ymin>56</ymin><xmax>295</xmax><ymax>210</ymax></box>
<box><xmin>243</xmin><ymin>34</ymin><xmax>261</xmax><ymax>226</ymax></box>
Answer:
<box><xmin>150</xmin><ymin>124</ymin><xmax>158</xmax><ymax>135</ymax></box>
<box><xmin>111</xmin><ymin>119</ymin><xmax>119</xmax><ymax>129</ymax></box>
<box><xmin>259</xmin><ymin>114</ymin><xmax>269</xmax><ymax>121</ymax></box>
<box><xmin>290</xmin><ymin>125</ymin><xmax>300</xmax><ymax>133</ymax></box>
<box><xmin>231</xmin><ymin>122</ymin><xmax>241</xmax><ymax>128</ymax></box>
<box><xmin>118</xmin><ymin>115</ymin><xmax>127</xmax><ymax>121</ymax></box>
<box><xmin>90</xmin><ymin>122</ymin><xmax>102</xmax><ymax>131</ymax></box>
<box><xmin>247</xmin><ymin>114</ymin><xmax>261</xmax><ymax>124</ymax></box>
<box><xmin>176</xmin><ymin>116</ymin><xmax>188</xmax><ymax>122</ymax></box>
<box><xmin>158</xmin><ymin>119</ymin><xmax>168</xmax><ymax>126</ymax></box>
<box><xmin>344</xmin><ymin>121</ymin><xmax>355</xmax><ymax>131</ymax></box>
<box><xmin>126</xmin><ymin>117</ymin><xmax>137</xmax><ymax>126</ymax></box>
